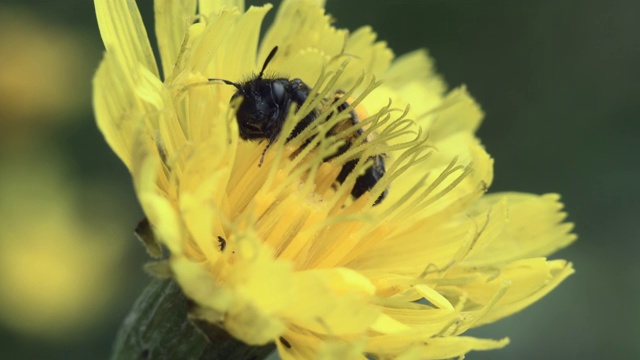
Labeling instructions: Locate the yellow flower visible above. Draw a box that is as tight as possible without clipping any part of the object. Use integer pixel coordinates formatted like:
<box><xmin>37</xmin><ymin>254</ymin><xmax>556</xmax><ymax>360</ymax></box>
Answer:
<box><xmin>93</xmin><ymin>0</ymin><xmax>576</xmax><ymax>359</ymax></box>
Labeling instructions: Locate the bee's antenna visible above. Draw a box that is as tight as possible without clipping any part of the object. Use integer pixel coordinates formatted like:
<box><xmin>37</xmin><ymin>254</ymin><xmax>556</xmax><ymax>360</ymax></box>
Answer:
<box><xmin>258</xmin><ymin>46</ymin><xmax>279</xmax><ymax>79</ymax></box>
<box><xmin>208</xmin><ymin>78</ymin><xmax>243</xmax><ymax>93</ymax></box>
<box><xmin>208</xmin><ymin>46</ymin><xmax>278</xmax><ymax>89</ymax></box>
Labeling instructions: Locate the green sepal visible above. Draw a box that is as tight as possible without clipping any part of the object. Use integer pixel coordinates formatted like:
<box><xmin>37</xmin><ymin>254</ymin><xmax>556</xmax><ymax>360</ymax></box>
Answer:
<box><xmin>134</xmin><ymin>217</ymin><xmax>164</xmax><ymax>259</ymax></box>
<box><xmin>143</xmin><ymin>260</ymin><xmax>173</xmax><ymax>279</ymax></box>
<box><xmin>111</xmin><ymin>278</ymin><xmax>276</xmax><ymax>360</ymax></box>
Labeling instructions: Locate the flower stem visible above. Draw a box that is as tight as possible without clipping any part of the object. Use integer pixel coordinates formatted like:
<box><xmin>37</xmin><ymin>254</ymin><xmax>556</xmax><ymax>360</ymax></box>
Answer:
<box><xmin>111</xmin><ymin>278</ymin><xmax>275</xmax><ymax>360</ymax></box>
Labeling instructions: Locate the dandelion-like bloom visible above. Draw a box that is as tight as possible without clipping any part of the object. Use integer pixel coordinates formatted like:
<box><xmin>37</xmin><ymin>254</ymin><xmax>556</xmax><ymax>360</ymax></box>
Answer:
<box><xmin>94</xmin><ymin>0</ymin><xmax>576</xmax><ymax>358</ymax></box>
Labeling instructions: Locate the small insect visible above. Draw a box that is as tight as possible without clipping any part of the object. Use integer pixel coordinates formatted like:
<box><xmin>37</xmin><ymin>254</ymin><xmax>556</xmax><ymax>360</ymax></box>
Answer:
<box><xmin>217</xmin><ymin>236</ymin><xmax>226</xmax><ymax>252</ymax></box>
<box><xmin>210</xmin><ymin>46</ymin><xmax>387</xmax><ymax>204</ymax></box>
<box><xmin>279</xmin><ymin>336</ymin><xmax>292</xmax><ymax>349</ymax></box>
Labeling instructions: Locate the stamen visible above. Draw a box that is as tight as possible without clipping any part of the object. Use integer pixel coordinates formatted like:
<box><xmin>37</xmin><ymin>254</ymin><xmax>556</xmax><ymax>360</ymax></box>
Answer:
<box><xmin>388</xmin><ymin>157</ymin><xmax>470</xmax><ymax>223</ymax></box>
<box><xmin>262</xmin><ymin>64</ymin><xmax>349</xmax><ymax>193</ymax></box>
<box><xmin>379</xmin><ymin>159</ymin><xmax>432</xmax><ymax>219</ymax></box>
<box><xmin>416</xmin><ymin>163</ymin><xmax>472</xmax><ymax>209</ymax></box>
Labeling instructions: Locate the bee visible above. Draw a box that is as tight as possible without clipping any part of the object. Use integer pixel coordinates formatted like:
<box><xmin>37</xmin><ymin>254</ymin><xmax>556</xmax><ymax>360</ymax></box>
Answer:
<box><xmin>210</xmin><ymin>46</ymin><xmax>387</xmax><ymax>205</ymax></box>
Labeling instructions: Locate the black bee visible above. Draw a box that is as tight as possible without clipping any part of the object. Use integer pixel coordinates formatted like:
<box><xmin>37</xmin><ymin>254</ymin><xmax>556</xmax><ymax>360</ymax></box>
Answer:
<box><xmin>210</xmin><ymin>46</ymin><xmax>387</xmax><ymax>205</ymax></box>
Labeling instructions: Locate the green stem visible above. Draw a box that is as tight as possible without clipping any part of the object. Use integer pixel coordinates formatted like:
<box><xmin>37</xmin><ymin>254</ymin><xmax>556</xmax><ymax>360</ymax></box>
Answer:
<box><xmin>111</xmin><ymin>278</ymin><xmax>275</xmax><ymax>360</ymax></box>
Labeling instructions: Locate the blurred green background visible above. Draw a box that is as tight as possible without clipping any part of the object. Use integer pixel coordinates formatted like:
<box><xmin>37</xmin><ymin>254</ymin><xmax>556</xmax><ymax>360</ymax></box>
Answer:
<box><xmin>0</xmin><ymin>0</ymin><xmax>636</xmax><ymax>359</ymax></box>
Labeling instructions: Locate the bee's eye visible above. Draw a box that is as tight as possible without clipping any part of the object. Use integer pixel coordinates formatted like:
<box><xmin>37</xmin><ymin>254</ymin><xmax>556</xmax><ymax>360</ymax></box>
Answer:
<box><xmin>271</xmin><ymin>82</ymin><xmax>285</xmax><ymax>104</ymax></box>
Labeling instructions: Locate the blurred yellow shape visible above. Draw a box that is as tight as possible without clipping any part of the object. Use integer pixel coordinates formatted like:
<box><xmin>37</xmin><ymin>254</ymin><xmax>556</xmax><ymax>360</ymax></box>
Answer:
<box><xmin>0</xmin><ymin>6</ymin><xmax>92</xmax><ymax>139</ymax></box>
<box><xmin>0</xmin><ymin>152</ymin><xmax>127</xmax><ymax>339</ymax></box>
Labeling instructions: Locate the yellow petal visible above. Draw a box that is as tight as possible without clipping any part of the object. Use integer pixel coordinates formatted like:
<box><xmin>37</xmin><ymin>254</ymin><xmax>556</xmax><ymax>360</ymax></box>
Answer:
<box><xmin>374</xmin><ymin>306</ymin><xmax>458</xmax><ymax>337</ymax></box>
<box><xmin>384</xmin><ymin>49</ymin><xmax>446</xmax><ymax>109</ymax></box>
<box><xmin>93</xmin><ymin>55</ymin><xmax>136</xmax><ymax>170</ymax></box>
<box><xmin>340</xmin><ymin>26</ymin><xmax>393</xmax><ymax>92</ymax></box>
<box><xmin>427</xmin><ymin>86</ymin><xmax>483</xmax><ymax>140</ymax></box>
<box><xmin>186</xmin><ymin>5</ymin><xmax>271</xmax><ymax>82</ymax></box>
<box><xmin>199</xmin><ymin>0</ymin><xmax>245</xmax><ymax>17</ymax></box>
<box><xmin>367</xmin><ymin>333</ymin><xmax>509</xmax><ymax>359</ymax></box>
<box><xmin>260</xmin><ymin>0</ymin><xmax>346</xmax><ymax>84</ymax></box>
<box><xmin>475</xmin><ymin>260</ymin><xmax>575</xmax><ymax>325</ymax></box>
<box><xmin>133</xmin><ymin>150</ymin><xmax>183</xmax><ymax>255</ymax></box>
<box><xmin>286</xmin><ymin>268</ymin><xmax>379</xmax><ymax>336</ymax></box>
<box><xmin>277</xmin><ymin>330</ymin><xmax>367</xmax><ymax>360</ymax></box>
<box><xmin>177</xmin><ymin>141</ymin><xmax>232</xmax><ymax>260</ymax></box>
<box><xmin>93</xmin><ymin>46</ymin><xmax>170</xmax><ymax>172</ymax></box>
<box><xmin>405</xmin><ymin>336</ymin><xmax>510</xmax><ymax>359</ymax></box>
<box><xmin>95</xmin><ymin>0</ymin><xmax>158</xmax><ymax>77</ymax></box>
<box><xmin>154</xmin><ymin>0</ymin><xmax>197</xmax><ymax>79</ymax></box>
<box><xmin>443</xmin><ymin>257</ymin><xmax>574</xmax><ymax>327</ymax></box>
<box><xmin>414</xmin><ymin>284</ymin><xmax>454</xmax><ymax>310</ymax></box>
<box><xmin>465</xmin><ymin>193</ymin><xmax>576</xmax><ymax>266</ymax></box>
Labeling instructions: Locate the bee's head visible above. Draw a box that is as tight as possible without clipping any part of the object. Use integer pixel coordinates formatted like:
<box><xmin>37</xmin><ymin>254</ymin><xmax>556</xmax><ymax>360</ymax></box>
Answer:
<box><xmin>210</xmin><ymin>46</ymin><xmax>284</xmax><ymax>141</ymax></box>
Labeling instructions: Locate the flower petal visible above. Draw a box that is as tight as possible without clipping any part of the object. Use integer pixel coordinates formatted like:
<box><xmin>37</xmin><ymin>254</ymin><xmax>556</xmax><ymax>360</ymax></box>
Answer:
<box><xmin>259</xmin><ymin>0</ymin><xmax>346</xmax><ymax>84</ymax></box>
<box><xmin>384</xmin><ymin>49</ymin><xmax>446</xmax><ymax>110</ymax></box>
<box><xmin>345</xmin><ymin>26</ymin><xmax>393</xmax><ymax>78</ymax></box>
<box><xmin>277</xmin><ymin>330</ymin><xmax>367</xmax><ymax>360</ymax></box>
<box><xmin>286</xmin><ymin>268</ymin><xmax>379</xmax><ymax>336</ymax></box>
<box><xmin>199</xmin><ymin>0</ymin><xmax>245</xmax><ymax>17</ymax></box>
<box><xmin>186</xmin><ymin>5</ymin><xmax>272</xmax><ymax>81</ymax></box>
<box><xmin>93</xmin><ymin>55</ymin><xmax>166</xmax><ymax>170</ymax></box>
<box><xmin>93</xmin><ymin>56</ymin><xmax>136</xmax><ymax>169</ymax></box>
<box><xmin>95</xmin><ymin>0</ymin><xmax>158</xmax><ymax>77</ymax></box>
<box><xmin>154</xmin><ymin>0</ymin><xmax>197</xmax><ymax>79</ymax></box>
<box><xmin>367</xmin><ymin>333</ymin><xmax>509</xmax><ymax>359</ymax></box>
<box><xmin>473</xmin><ymin>260</ymin><xmax>574</xmax><ymax>325</ymax></box>
<box><xmin>444</xmin><ymin>258</ymin><xmax>574</xmax><ymax>326</ymax></box>
<box><xmin>465</xmin><ymin>193</ymin><xmax>577</xmax><ymax>266</ymax></box>
<box><xmin>427</xmin><ymin>87</ymin><xmax>483</xmax><ymax>141</ymax></box>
